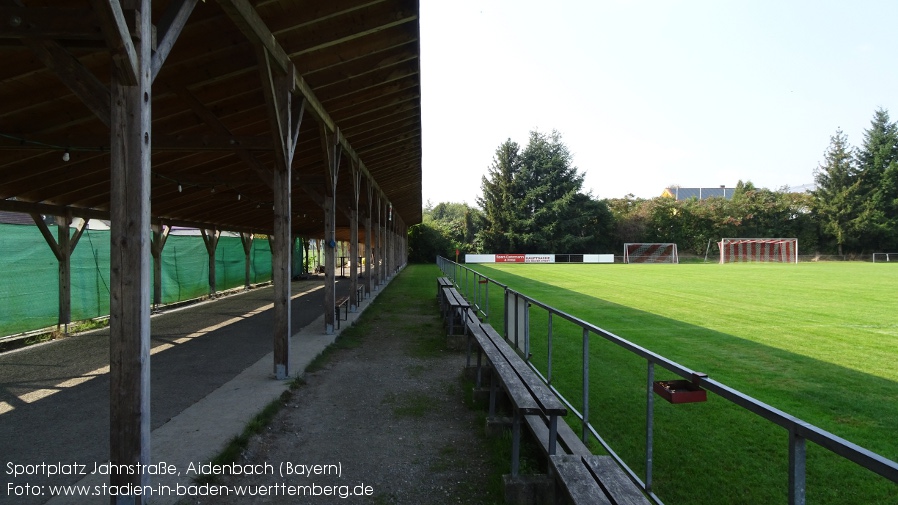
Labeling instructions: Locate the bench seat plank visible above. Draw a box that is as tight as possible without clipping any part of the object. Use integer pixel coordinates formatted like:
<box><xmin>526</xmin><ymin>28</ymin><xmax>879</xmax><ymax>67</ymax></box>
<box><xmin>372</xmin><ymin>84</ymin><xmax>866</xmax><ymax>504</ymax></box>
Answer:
<box><xmin>550</xmin><ymin>455</ymin><xmax>614</xmax><ymax>505</ymax></box>
<box><xmin>480</xmin><ymin>324</ymin><xmax>566</xmax><ymax>416</ymax></box>
<box><xmin>583</xmin><ymin>456</ymin><xmax>651</xmax><ymax>505</ymax></box>
<box><xmin>470</xmin><ymin>327</ymin><xmax>541</xmax><ymax>414</ymax></box>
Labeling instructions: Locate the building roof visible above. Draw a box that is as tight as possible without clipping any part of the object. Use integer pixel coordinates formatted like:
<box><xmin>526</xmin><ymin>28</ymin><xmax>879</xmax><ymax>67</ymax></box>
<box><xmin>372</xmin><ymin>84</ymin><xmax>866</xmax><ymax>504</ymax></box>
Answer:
<box><xmin>662</xmin><ymin>187</ymin><xmax>734</xmax><ymax>200</ymax></box>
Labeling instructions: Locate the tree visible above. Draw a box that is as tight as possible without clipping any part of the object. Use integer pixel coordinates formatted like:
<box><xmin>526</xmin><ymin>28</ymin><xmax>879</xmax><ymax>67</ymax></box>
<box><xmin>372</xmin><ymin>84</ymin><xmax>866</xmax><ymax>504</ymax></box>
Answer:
<box><xmin>477</xmin><ymin>139</ymin><xmax>523</xmax><ymax>252</ymax></box>
<box><xmin>812</xmin><ymin>128</ymin><xmax>858</xmax><ymax>256</ymax></box>
<box><xmin>478</xmin><ymin>131</ymin><xmax>613</xmax><ymax>253</ymax></box>
<box><xmin>854</xmin><ymin>108</ymin><xmax>898</xmax><ymax>251</ymax></box>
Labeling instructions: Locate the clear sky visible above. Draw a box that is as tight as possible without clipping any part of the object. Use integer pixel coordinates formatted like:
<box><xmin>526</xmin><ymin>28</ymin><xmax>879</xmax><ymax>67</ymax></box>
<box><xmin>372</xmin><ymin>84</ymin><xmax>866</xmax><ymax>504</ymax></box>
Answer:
<box><xmin>419</xmin><ymin>0</ymin><xmax>898</xmax><ymax>207</ymax></box>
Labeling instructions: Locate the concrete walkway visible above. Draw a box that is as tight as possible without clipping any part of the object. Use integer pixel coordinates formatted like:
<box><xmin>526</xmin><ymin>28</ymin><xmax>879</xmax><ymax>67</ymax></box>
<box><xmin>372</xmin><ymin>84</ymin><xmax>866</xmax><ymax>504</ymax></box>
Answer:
<box><xmin>1</xmin><ymin>273</ymin><xmax>395</xmax><ymax>505</ymax></box>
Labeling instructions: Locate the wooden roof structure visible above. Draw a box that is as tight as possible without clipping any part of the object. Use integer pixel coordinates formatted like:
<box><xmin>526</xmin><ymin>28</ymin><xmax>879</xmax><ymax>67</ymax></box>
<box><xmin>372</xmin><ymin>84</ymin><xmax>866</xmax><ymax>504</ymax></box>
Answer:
<box><xmin>0</xmin><ymin>2</ymin><xmax>420</xmax><ymax>497</ymax></box>
<box><xmin>0</xmin><ymin>0</ymin><xmax>422</xmax><ymax>239</ymax></box>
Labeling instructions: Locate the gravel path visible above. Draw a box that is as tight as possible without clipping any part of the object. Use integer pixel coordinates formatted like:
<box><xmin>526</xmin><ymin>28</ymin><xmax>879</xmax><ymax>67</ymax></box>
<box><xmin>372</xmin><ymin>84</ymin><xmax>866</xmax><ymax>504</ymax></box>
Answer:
<box><xmin>196</xmin><ymin>273</ymin><xmax>499</xmax><ymax>504</ymax></box>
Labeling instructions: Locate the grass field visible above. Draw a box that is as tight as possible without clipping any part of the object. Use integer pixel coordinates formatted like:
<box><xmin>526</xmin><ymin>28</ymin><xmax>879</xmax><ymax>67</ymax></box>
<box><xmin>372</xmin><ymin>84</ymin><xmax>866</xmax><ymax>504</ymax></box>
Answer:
<box><xmin>458</xmin><ymin>262</ymin><xmax>898</xmax><ymax>505</ymax></box>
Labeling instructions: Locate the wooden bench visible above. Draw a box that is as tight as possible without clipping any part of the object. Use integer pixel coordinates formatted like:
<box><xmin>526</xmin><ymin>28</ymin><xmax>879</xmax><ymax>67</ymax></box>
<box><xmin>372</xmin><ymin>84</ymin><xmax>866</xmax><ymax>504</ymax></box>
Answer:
<box><xmin>441</xmin><ymin>286</ymin><xmax>470</xmax><ymax>336</ymax></box>
<box><xmin>463</xmin><ymin>309</ymin><xmax>566</xmax><ymax>476</ymax></box>
<box><xmin>334</xmin><ymin>296</ymin><xmax>349</xmax><ymax>329</ymax></box>
<box><xmin>462</xmin><ymin>310</ymin><xmax>649</xmax><ymax>505</ymax></box>
<box><xmin>436</xmin><ymin>276</ymin><xmax>453</xmax><ymax>311</ymax></box>
<box><xmin>550</xmin><ymin>454</ymin><xmax>650</xmax><ymax>505</ymax></box>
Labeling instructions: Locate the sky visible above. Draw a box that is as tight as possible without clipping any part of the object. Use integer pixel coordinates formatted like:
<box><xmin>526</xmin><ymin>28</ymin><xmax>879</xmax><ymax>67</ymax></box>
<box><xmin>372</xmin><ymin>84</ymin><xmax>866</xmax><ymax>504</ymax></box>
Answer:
<box><xmin>418</xmin><ymin>0</ymin><xmax>898</xmax><ymax>207</ymax></box>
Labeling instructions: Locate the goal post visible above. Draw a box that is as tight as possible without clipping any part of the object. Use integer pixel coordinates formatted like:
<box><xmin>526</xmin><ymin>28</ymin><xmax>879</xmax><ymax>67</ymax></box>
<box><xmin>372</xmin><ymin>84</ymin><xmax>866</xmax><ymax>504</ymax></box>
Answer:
<box><xmin>624</xmin><ymin>243</ymin><xmax>679</xmax><ymax>264</ymax></box>
<box><xmin>872</xmin><ymin>253</ymin><xmax>898</xmax><ymax>263</ymax></box>
<box><xmin>718</xmin><ymin>238</ymin><xmax>798</xmax><ymax>264</ymax></box>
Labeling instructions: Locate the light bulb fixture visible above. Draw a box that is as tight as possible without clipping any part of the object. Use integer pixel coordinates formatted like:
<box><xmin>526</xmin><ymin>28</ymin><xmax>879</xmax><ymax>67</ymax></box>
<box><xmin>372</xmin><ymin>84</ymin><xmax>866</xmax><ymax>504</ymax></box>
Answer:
<box><xmin>237</xmin><ymin>193</ymin><xmax>241</xmax><ymax>201</ymax></box>
<box><xmin>62</xmin><ymin>150</ymin><xmax>70</xmax><ymax>162</ymax></box>
<box><xmin>211</xmin><ymin>187</ymin><xmax>216</xmax><ymax>194</ymax></box>
<box><xmin>388</xmin><ymin>204</ymin><xmax>393</xmax><ymax>221</ymax></box>
<box><xmin>177</xmin><ymin>183</ymin><xmax>182</xmax><ymax>193</ymax></box>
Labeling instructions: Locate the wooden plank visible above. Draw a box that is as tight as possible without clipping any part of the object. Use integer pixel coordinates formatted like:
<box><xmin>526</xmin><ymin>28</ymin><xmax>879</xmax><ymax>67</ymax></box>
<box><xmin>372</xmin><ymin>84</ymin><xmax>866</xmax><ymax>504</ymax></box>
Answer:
<box><xmin>583</xmin><ymin>456</ymin><xmax>652</xmax><ymax>505</ymax></box>
<box><xmin>481</xmin><ymin>323</ymin><xmax>566</xmax><ymax>416</ymax></box>
<box><xmin>550</xmin><ymin>455</ymin><xmax>613</xmax><ymax>505</ymax></box>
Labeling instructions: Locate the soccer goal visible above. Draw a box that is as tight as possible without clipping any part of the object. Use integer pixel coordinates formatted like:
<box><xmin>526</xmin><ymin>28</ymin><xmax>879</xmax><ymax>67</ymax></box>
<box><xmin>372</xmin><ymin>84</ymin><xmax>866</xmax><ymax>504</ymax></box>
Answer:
<box><xmin>624</xmin><ymin>243</ymin><xmax>679</xmax><ymax>264</ymax></box>
<box><xmin>718</xmin><ymin>238</ymin><xmax>798</xmax><ymax>264</ymax></box>
<box><xmin>872</xmin><ymin>253</ymin><xmax>898</xmax><ymax>263</ymax></box>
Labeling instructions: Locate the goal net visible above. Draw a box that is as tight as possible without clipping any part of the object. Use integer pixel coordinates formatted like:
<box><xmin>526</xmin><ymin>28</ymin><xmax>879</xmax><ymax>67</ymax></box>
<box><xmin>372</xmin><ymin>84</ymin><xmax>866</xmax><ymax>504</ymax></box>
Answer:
<box><xmin>719</xmin><ymin>238</ymin><xmax>798</xmax><ymax>264</ymax></box>
<box><xmin>624</xmin><ymin>243</ymin><xmax>679</xmax><ymax>264</ymax></box>
<box><xmin>872</xmin><ymin>253</ymin><xmax>898</xmax><ymax>263</ymax></box>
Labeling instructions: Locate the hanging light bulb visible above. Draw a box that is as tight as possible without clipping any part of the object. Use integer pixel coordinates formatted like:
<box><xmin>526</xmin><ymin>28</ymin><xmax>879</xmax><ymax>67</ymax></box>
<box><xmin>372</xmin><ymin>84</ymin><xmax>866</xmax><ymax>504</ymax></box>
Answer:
<box><xmin>62</xmin><ymin>150</ymin><xmax>70</xmax><ymax>162</ymax></box>
<box><xmin>237</xmin><ymin>193</ymin><xmax>242</xmax><ymax>201</ymax></box>
<box><xmin>178</xmin><ymin>183</ymin><xmax>183</xmax><ymax>193</ymax></box>
<box><xmin>388</xmin><ymin>204</ymin><xmax>393</xmax><ymax>221</ymax></box>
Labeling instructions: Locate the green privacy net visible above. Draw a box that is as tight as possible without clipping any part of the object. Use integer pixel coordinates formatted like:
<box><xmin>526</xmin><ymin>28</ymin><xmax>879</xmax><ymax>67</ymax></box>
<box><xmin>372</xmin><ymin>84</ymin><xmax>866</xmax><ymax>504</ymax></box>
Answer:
<box><xmin>0</xmin><ymin>222</ymin><xmax>307</xmax><ymax>338</ymax></box>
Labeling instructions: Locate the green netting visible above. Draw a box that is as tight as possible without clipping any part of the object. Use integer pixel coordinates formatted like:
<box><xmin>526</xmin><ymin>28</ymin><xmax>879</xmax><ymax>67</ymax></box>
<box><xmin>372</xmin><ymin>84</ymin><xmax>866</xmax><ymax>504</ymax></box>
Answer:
<box><xmin>0</xmin><ymin>223</ymin><xmax>288</xmax><ymax>338</ymax></box>
<box><xmin>0</xmin><ymin>223</ymin><xmax>61</xmax><ymax>335</ymax></box>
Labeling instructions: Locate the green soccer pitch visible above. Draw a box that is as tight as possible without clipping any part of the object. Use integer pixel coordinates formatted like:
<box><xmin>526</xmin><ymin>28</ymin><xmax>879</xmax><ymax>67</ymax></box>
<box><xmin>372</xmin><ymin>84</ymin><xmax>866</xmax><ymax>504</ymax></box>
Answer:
<box><xmin>467</xmin><ymin>262</ymin><xmax>898</xmax><ymax>505</ymax></box>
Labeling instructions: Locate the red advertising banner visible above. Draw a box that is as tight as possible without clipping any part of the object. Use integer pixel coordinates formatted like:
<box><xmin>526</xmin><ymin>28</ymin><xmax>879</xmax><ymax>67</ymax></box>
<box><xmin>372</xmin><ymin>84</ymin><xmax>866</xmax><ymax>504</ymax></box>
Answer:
<box><xmin>495</xmin><ymin>254</ymin><xmax>525</xmax><ymax>263</ymax></box>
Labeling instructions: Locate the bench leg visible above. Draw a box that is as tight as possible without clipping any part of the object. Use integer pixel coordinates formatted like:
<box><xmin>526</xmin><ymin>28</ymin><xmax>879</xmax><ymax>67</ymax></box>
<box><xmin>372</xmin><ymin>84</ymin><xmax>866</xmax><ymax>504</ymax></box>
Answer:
<box><xmin>548</xmin><ymin>414</ymin><xmax>558</xmax><ymax>456</ymax></box>
<box><xmin>475</xmin><ymin>349</ymin><xmax>483</xmax><ymax>388</ymax></box>
<box><xmin>511</xmin><ymin>411</ymin><xmax>521</xmax><ymax>477</ymax></box>
<box><xmin>488</xmin><ymin>368</ymin><xmax>498</xmax><ymax>417</ymax></box>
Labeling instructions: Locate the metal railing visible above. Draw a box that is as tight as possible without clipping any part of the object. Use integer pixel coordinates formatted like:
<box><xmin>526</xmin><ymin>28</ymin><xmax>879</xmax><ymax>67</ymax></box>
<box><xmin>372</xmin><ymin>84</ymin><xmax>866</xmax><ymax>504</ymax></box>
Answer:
<box><xmin>437</xmin><ymin>256</ymin><xmax>898</xmax><ymax>505</ymax></box>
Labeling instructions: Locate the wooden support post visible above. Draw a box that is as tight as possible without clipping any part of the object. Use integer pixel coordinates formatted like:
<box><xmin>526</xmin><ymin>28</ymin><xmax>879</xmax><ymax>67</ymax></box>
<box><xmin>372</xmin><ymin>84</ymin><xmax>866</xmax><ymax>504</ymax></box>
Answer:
<box><xmin>324</xmin><ymin>195</ymin><xmax>335</xmax><ymax>333</ymax></box>
<box><xmin>240</xmin><ymin>232</ymin><xmax>254</xmax><ymax>289</ymax></box>
<box><xmin>365</xmin><ymin>180</ymin><xmax>375</xmax><ymax>293</ymax></box>
<box><xmin>272</xmin><ymin>166</ymin><xmax>291</xmax><ymax>378</ymax></box>
<box><xmin>30</xmin><ymin>211</ymin><xmax>88</xmax><ymax>331</ymax></box>
<box><xmin>349</xmin><ymin>159</ymin><xmax>361</xmax><ymax>311</ymax></box>
<box><xmin>258</xmin><ymin>50</ymin><xmax>302</xmax><ymax>379</ymax></box>
<box><xmin>380</xmin><ymin>198</ymin><xmax>387</xmax><ymax>285</ymax></box>
<box><xmin>320</xmin><ymin>124</ymin><xmax>341</xmax><ymax>334</ymax></box>
<box><xmin>107</xmin><ymin>0</ymin><xmax>152</xmax><ymax>501</ymax></box>
<box><xmin>364</xmin><ymin>204</ymin><xmax>372</xmax><ymax>297</ymax></box>
<box><xmin>151</xmin><ymin>223</ymin><xmax>170</xmax><ymax>307</ymax></box>
<box><xmin>200</xmin><ymin>228</ymin><xmax>220</xmax><ymax>296</ymax></box>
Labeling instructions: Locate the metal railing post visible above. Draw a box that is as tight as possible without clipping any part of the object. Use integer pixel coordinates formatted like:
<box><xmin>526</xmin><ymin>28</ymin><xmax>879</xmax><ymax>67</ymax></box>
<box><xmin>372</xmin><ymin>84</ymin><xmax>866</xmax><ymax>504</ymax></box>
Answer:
<box><xmin>524</xmin><ymin>300</ymin><xmax>530</xmax><ymax>361</ymax></box>
<box><xmin>582</xmin><ymin>327</ymin><xmax>590</xmax><ymax>444</ymax></box>
<box><xmin>646</xmin><ymin>361</ymin><xmax>655</xmax><ymax>494</ymax></box>
<box><xmin>789</xmin><ymin>428</ymin><xmax>807</xmax><ymax>505</ymax></box>
<box><xmin>547</xmin><ymin>313</ymin><xmax>553</xmax><ymax>384</ymax></box>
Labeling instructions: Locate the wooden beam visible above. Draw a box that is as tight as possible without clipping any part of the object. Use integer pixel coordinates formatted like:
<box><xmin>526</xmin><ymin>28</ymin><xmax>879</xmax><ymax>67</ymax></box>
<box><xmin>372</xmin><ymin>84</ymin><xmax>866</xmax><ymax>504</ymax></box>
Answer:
<box><xmin>108</xmin><ymin>1</ymin><xmax>151</xmax><ymax>501</ymax></box>
<box><xmin>21</xmin><ymin>38</ymin><xmax>112</xmax><ymax>127</ymax></box>
<box><xmin>0</xmin><ymin>133</ymin><xmax>274</xmax><ymax>151</ymax></box>
<box><xmin>151</xmin><ymin>0</ymin><xmax>199</xmax><ymax>82</ymax></box>
<box><xmin>173</xmin><ymin>85</ymin><xmax>275</xmax><ymax>189</ymax></box>
<box><xmin>214</xmin><ymin>0</ymin><xmax>385</xmax><ymax>204</ymax></box>
<box><xmin>89</xmin><ymin>0</ymin><xmax>140</xmax><ymax>85</ymax></box>
<box><xmin>0</xmin><ymin>7</ymin><xmax>101</xmax><ymax>40</ymax></box>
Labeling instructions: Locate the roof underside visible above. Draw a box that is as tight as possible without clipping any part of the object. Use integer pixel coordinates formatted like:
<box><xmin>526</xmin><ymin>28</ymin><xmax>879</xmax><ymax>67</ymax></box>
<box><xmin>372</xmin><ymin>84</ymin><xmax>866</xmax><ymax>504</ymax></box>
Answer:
<box><xmin>0</xmin><ymin>0</ymin><xmax>422</xmax><ymax>239</ymax></box>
